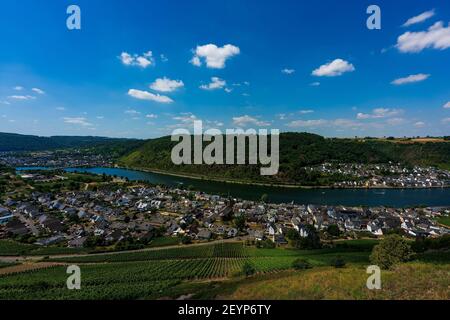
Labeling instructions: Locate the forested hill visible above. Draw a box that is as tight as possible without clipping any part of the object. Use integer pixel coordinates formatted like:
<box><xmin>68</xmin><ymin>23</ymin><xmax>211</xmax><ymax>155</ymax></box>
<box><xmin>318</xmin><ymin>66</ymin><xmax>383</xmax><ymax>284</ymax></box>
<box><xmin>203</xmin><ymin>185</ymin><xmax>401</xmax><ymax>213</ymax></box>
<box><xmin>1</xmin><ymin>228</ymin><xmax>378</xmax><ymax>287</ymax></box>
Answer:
<box><xmin>0</xmin><ymin>132</ymin><xmax>143</xmax><ymax>153</ymax></box>
<box><xmin>118</xmin><ymin>132</ymin><xmax>450</xmax><ymax>185</ymax></box>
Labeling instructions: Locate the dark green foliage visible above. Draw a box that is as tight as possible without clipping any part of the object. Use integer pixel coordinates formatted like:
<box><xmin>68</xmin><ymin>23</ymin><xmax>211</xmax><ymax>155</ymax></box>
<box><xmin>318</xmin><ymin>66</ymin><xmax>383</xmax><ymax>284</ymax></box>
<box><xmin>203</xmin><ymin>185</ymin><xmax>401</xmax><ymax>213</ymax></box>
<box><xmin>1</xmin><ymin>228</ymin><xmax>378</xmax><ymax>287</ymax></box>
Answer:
<box><xmin>256</xmin><ymin>239</ymin><xmax>276</xmax><ymax>249</ymax></box>
<box><xmin>327</xmin><ymin>224</ymin><xmax>341</xmax><ymax>237</ymax></box>
<box><xmin>295</xmin><ymin>225</ymin><xmax>322</xmax><ymax>250</ymax></box>
<box><xmin>0</xmin><ymin>132</ymin><xmax>143</xmax><ymax>153</ymax></box>
<box><xmin>292</xmin><ymin>258</ymin><xmax>312</xmax><ymax>270</ymax></box>
<box><xmin>370</xmin><ymin>235</ymin><xmax>413</xmax><ymax>269</ymax></box>
<box><xmin>330</xmin><ymin>256</ymin><xmax>346</xmax><ymax>268</ymax></box>
<box><xmin>242</xmin><ymin>262</ymin><xmax>256</xmax><ymax>277</ymax></box>
<box><xmin>233</xmin><ymin>214</ymin><xmax>246</xmax><ymax>232</ymax></box>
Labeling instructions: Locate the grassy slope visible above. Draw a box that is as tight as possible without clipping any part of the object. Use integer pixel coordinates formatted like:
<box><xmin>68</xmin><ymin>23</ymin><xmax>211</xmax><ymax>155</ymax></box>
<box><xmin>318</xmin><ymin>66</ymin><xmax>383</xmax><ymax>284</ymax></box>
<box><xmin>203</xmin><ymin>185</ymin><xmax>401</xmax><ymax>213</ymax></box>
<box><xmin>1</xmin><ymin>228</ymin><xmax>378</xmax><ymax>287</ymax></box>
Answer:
<box><xmin>0</xmin><ymin>240</ymin><xmax>448</xmax><ymax>300</ymax></box>
<box><xmin>118</xmin><ymin>133</ymin><xmax>450</xmax><ymax>185</ymax></box>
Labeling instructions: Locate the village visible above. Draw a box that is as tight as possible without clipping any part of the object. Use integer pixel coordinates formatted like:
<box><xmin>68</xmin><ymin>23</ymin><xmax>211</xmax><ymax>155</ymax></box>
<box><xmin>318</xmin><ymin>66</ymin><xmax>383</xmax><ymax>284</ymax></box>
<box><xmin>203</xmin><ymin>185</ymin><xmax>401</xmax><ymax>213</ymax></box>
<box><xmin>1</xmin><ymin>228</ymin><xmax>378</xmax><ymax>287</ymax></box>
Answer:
<box><xmin>0</xmin><ymin>168</ymin><xmax>448</xmax><ymax>250</ymax></box>
<box><xmin>305</xmin><ymin>162</ymin><xmax>450</xmax><ymax>188</ymax></box>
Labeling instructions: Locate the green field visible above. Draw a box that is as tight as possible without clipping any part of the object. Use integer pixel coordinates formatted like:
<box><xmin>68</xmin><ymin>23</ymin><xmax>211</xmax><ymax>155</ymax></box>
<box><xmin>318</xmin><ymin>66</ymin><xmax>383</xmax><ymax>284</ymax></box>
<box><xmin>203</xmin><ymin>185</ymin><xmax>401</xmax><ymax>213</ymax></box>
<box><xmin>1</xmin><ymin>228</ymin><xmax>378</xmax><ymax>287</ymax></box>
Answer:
<box><xmin>0</xmin><ymin>240</ymin><xmax>448</xmax><ymax>300</ymax></box>
<box><xmin>437</xmin><ymin>216</ymin><xmax>450</xmax><ymax>227</ymax></box>
<box><xmin>0</xmin><ymin>240</ymin><xmax>90</xmax><ymax>256</ymax></box>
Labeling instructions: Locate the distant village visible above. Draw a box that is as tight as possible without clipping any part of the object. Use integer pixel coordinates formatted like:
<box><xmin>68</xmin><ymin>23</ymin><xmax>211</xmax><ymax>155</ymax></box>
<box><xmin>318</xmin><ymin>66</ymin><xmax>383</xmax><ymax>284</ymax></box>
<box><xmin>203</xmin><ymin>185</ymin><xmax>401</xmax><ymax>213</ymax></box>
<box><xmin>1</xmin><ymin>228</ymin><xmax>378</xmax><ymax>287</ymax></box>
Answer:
<box><xmin>0</xmin><ymin>169</ymin><xmax>448</xmax><ymax>249</ymax></box>
<box><xmin>305</xmin><ymin>162</ymin><xmax>450</xmax><ymax>188</ymax></box>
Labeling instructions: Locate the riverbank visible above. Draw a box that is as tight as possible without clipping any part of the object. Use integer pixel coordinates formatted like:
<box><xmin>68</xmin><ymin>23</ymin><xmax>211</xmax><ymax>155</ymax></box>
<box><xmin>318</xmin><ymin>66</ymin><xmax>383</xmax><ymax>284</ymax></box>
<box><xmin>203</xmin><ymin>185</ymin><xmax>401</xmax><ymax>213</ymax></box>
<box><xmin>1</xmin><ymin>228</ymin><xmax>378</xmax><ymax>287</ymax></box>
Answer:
<box><xmin>115</xmin><ymin>165</ymin><xmax>450</xmax><ymax>190</ymax></box>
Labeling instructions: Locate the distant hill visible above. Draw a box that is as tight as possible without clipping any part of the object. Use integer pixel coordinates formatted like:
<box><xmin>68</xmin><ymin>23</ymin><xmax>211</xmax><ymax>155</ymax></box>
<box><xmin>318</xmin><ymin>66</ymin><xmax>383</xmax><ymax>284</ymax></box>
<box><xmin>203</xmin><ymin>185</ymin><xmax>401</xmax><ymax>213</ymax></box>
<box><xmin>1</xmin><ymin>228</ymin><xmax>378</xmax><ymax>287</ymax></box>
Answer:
<box><xmin>118</xmin><ymin>132</ymin><xmax>450</xmax><ymax>185</ymax></box>
<box><xmin>0</xmin><ymin>132</ymin><xmax>144</xmax><ymax>155</ymax></box>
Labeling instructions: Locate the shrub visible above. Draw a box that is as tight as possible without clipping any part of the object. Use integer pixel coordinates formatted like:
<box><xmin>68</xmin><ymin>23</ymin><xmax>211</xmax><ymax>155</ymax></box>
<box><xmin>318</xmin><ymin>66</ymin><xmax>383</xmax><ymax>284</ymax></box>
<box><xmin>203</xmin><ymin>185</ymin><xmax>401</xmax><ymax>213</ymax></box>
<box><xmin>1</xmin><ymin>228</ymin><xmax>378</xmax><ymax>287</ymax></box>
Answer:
<box><xmin>242</xmin><ymin>262</ymin><xmax>256</xmax><ymax>277</ymax></box>
<box><xmin>370</xmin><ymin>234</ymin><xmax>413</xmax><ymax>269</ymax></box>
<box><xmin>292</xmin><ymin>258</ymin><xmax>312</xmax><ymax>270</ymax></box>
<box><xmin>330</xmin><ymin>256</ymin><xmax>346</xmax><ymax>268</ymax></box>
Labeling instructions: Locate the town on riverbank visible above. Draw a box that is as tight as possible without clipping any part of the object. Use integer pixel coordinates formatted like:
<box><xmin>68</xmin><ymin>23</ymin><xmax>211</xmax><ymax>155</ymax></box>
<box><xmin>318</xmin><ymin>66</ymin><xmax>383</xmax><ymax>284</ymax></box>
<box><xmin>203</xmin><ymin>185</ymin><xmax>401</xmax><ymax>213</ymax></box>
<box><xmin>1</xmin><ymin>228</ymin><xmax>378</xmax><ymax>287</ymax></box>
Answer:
<box><xmin>1</xmin><ymin>165</ymin><xmax>448</xmax><ymax>251</ymax></box>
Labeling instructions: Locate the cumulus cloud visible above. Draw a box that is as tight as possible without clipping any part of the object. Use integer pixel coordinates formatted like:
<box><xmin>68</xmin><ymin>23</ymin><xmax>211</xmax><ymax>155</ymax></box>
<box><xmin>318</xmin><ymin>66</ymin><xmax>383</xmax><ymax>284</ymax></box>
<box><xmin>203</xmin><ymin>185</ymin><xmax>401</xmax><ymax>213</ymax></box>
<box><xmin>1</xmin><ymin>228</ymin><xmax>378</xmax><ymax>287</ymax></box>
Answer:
<box><xmin>63</xmin><ymin>117</ymin><xmax>92</xmax><ymax>126</ymax></box>
<box><xmin>32</xmin><ymin>88</ymin><xmax>45</xmax><ymax>94</ymax></box>
<box><xmin>299</xmin><ymin>110</ymin><xmax>314</xmax><ymax>114</ymax></box>
<box><xmin>443</xmin><ymin>101</ymin><xmax>450</xmax><ymax>109</ymax></box>
<box><xmin>312</xmin><ymin>59</ymin><xmax>355</xmax><ymax>77</ymax></box>
<box><xmin>386</xmin><ymin>118</ymin><xmax>406</xmax><ymax>126</ymax></box>
<box><xmin>120</xmin><ymin>51</ymin><xmax>154</xmax><ymax>68</ymax></box>
<box><xmin>357</xmin><ymin>108</ymin><xmax>403</xmax><ymax>120</ymax></box>
<box><xmin>190</xmin><ymin>44</ymin><xmax>240</xmax><ymax>69</ymax></box>
<box><xmin>391</xmin><ymin>73</ymin><xmax>430</xmax><ymax>85</ymax></box>
<box><xmin>14</xmin><ymin>86</ymin><xmax>24</xmax><ymax>91</ymax></box>
<box><xmin>200</xmin><ymin>77</ymin><xmax>226</xmax><ymax>90</ymax></box>
<box><xmin>396</xmin><ymin>21</ymin><xmax>450</xmax><ymax>53</ymax></box>
<box><xmin>281</xmin><ymin>68</ymin><xmax>295</xmax><ymax>74</ymax></box>
<box><xmin>146</xmin><ymin>114</ymin><xmax>158</xmax><ymax>119</ymax></box>
<box><xmin>150</xmin><ymin>77</ymin><xmax>184</xmax><ymax>92</ymax></box>
<box><xmin>403</xmin><ymin>9</ymin><xmax>435</xmax><ymax>27</ymax></box>
<box><xmin>128</xmin><ymin>89</ymin><xmax>173</xmax><ymax>103</ymax></box>
<box><xmin>232</xmin><ymin>115</ymin><xmax>270</xmax><ymax>127</ymax></box>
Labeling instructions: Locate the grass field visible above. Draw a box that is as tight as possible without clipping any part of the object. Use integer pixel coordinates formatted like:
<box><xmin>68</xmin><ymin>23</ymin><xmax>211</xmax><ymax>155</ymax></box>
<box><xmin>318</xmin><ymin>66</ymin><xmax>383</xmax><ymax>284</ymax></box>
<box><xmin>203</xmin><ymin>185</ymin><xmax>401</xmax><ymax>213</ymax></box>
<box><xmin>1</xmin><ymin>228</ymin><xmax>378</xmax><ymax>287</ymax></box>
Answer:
<box><xmin>437</xmin><ymin>216</ymin><xmax>450</xmax><ymax>227</ymax></box>
<box><xmin>0</xmin><ymin>240</ymin><xmax>448</xmax><ymax>300</ymax></box>
<box><xmin>0</xmin><ymin>240</ymin><xmax>90</xmax><ymax>256</ymax></box>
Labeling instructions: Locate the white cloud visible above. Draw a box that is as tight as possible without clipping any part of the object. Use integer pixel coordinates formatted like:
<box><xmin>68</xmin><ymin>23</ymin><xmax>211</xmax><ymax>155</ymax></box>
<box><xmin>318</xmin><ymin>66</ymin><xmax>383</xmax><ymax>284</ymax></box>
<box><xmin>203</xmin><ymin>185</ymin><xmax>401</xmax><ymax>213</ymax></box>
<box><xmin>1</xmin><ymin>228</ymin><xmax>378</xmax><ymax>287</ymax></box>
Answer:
<box><xmin>146</xmin><ymin>114</ymin><xmax>158</xmax><ymax>119</ymax></box>
<box><xmin>14</xmin><ymin>86</ymin><xmax>24</xmax><ymax>91</ymax></box>
<box><xmin>32</xmin><ymin>88</ymin><xmax>45</xmax><ymax>95</ymax></box>
<box><xmin>150</xmin><ymin>77</ymin><xmax>184</xmax><ymax>92</ymax></box>
<box><xmin>55</xmin><ymin>107</ymin><xmax>66</xmax><ymax>111</ymax></box>
<box><xmin>63</xmin><ymin>117</ymin><xmax>92</xmax><ymax>126</ymax></box>
<box><xmin>442</xmin><ymin>117</ymin><xmax>450</xmax><ymax>124</ymax></box>
<box><xmin>96</xmin><ymin>116</ymin><xmax>104</xmax><ymax>119</ymax></box>
<box><xmin>310</xmin><ymin>82</ymin><xmax>321</xmax><ymax>86</ymax></box>
<box><xmin>403</xmin><ymin>9</ymin><xmax>435</xmax><ymax>27</ymax></box>
<box><xmin>386</xmin><ymin>117</ymin><xmax>406</xmax><ymax>126</ymax></box>
<box><xmin>396</xmin><ymin>21</ymin><xmax>450</xmax><ymax>53</ymax></box>
<box><xmin>125</xmin><ymin>109</ymin><xmax>141</xmax><ymax>115</ymax></box>
<box><xmin>200</xmin><ymin>77</ymin><xmax>226</xmax><ymax>90</ymax></box>
<box><xmin>160</xmin><ymin>54</ymin><xmax>168</xmax><ymax>62</ymax></box>
<box><xmin>120</xmin><ymin>51</ymin><xmax>154</xmax><ymax>68</ymax></box>
<box><xmin>232</xmin><ymin>115</ymin><xmax>270</xmax><ymax>127</ymax></box>
<box><xmin>281</xmin><ymin>68</ymin><xmax>295</xmax><ymax>74</ymax></box>
<box><xmin>190</xmin><ymin>44</ymin><xmax>240</xmax><ymax>69</ymax></box>
<box><xmin>128</xmin><ymin>89</ymin><xmax>173</xmax><ymax>103</ymax></box>
<box><xmin>287</xmin><ymin>119</ymin><xmax>328</xmax><ymax>128</ymax></box>
<box><xmin>0</xmin><ymin>101</ymin><xmax>11</xmax><ymax>105</ymax></box>
<box><xmin>357</xmin><ymin>108</ymin><xmax>403</xmax><ymax>120</ymax></box>
<box><xmin>312</xmin><ymin>59</ymin><xmax>355</xmax><ymax>77</ymax></box>
<box><xmin>299</xmin><ymin>110</ymin><xmax>314</xmax><ymax>114</ymax></box>
<box><xmin>443</xmin><ymin>101</ymin><xmax>450</xmax><ymax>109</ymax></box>
<box><xmin>391</xmin><ymin>73</ymin><xmax>430</xmax><ymax>85</ymax></box>
<box><xmin>414</xmin><ymin>121</ymin><xmax>426</xmax><ymax>128</ymax></box>
<box><xmin>8</xmin><ymin>95</ymin><xmax>35</xmax><ymax>100</ymax></box>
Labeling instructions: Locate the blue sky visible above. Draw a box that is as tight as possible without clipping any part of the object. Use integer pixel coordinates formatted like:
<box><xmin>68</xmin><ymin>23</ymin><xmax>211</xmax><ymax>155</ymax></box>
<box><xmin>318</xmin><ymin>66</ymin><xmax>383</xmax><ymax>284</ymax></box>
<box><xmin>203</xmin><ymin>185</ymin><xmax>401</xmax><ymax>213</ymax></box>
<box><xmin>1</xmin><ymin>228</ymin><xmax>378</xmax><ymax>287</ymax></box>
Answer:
<box><xmin>0</xmin><ymin>0</ymin><xmax>449</xmax><ymax>138</ymax></box>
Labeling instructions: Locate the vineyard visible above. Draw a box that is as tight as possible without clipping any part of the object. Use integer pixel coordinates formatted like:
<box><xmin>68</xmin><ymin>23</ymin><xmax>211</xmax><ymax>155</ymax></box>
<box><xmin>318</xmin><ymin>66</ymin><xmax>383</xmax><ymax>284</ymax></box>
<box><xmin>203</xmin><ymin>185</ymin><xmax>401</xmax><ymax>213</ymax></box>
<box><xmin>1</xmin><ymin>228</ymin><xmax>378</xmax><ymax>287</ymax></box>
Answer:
<box><xmin>0</xmin><ymin>241</ymin><xmax>374</xmax><ymax>300</ymax></box>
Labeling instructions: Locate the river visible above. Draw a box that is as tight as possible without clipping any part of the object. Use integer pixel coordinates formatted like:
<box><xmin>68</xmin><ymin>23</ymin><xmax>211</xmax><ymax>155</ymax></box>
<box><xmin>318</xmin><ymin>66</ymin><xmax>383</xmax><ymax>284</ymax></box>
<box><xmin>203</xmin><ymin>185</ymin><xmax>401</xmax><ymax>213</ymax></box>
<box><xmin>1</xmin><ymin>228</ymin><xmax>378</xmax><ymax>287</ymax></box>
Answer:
<box><xmin>16</xmin><ymin>166</ymin><xmax>450</xmax><ymax>207</ymax></box>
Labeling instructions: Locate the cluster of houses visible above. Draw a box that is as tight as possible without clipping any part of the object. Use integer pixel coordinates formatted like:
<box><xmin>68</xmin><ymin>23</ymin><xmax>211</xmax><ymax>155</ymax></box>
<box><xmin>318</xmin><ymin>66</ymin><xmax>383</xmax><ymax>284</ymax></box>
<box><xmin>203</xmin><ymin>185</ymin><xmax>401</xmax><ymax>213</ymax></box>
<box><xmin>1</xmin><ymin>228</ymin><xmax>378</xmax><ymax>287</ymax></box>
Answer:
<box><xmin>0</xmin><ymin>179</ymin><xmax>449</xmax><ymax>248</ymax></box>
<box><xmin>0</xmin><ymin>150</ymin><xmax>113</xmax><ymax>168</ymax></box>
<box><xmin>305</xmin><ymin>162</ymin><xmax>450</xmax><ymax>188</ymax></box>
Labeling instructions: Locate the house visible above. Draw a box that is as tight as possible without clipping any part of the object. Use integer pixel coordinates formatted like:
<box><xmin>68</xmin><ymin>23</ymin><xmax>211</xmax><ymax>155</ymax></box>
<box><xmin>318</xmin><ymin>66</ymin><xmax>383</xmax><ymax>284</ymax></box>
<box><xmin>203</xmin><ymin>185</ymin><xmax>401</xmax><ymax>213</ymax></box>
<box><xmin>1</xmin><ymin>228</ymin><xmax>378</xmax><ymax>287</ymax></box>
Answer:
<box><xmin>5</xmin><ymin>219</ymin><xmax>29</xmax><ymax>236</ymax></box>
<box><xmin>197</xmin><ymin>229</ymin><xmax>212</xmax><ymax>240</ymax></box>
<box><xmin>68</xmin><ymin>236</ymin><xmax>87</xmax><ymax>248</ymax></box>
<box><xmin>367</xmin><ymin>221</ymin><xmax>383</xmax><ymax>236</ymax></box>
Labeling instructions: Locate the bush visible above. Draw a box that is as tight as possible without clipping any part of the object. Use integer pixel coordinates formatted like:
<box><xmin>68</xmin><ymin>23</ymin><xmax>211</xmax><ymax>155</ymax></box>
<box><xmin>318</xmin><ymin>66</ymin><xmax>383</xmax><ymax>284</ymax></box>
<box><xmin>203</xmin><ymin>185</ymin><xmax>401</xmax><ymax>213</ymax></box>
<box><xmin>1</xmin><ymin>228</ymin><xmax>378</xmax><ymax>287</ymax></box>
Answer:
<box><xmin>330</xmin><ymin>256</ymin><xmax>346</xmax><ymax>268</ymax></box>
<box><xmin>292</xmin><ymin>258</ymin><xmax>312</xmax><ymax>270</ymax></box>
<box><xmin>370</xmin><ymin>234</ymin><xmax>413</xmax><ymax>269</ymax></box>
<box><xmin>242</xmin><ymin>262</ymin><xmax>256</xmax><ymax>277</ymax></box>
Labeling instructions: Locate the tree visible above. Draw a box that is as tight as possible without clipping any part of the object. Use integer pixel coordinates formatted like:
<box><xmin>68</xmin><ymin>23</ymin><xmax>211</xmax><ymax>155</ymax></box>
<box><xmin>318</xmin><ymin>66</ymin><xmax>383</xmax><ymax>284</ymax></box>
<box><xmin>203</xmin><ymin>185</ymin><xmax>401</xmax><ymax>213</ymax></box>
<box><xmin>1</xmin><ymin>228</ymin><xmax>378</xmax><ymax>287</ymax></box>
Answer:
<box><xmin>242</xmin><ymin>262</ymin><xmax>256</xmax><ymax>277</ymax></box>
<box><xmin>296</xmin><ymin>225</ymin><xmax>322</xmax><ymax>250</ymax></box>
<box><xmin>326</xmin><ymin>224</ymin><xmax>340</xmax><ymax>237</ymax></box>
<box><xmin>370</xmin><ymin>234</ymin><xmax>413</xmax><ymax>269</ymax></box>
<box><xmin>233</xmin><ymin>214</ymin><xmax>246</xmax><ymax>232</ymax></box>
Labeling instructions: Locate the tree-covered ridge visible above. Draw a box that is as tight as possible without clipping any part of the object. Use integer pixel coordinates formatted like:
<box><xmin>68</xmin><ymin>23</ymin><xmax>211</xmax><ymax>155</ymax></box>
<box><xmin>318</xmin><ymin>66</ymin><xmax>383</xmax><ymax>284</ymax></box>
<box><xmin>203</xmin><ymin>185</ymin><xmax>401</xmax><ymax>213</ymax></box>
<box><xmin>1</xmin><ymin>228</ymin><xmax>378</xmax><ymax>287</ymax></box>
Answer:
<box><xmin>118</xmin><ymin>132</ymin><xmax>450</xmax><ymax>185</ymax></box>
<box><xmin>0</xmin><ymin>132</ymin><xmax>144</xmax><ymax>153</ymax></box>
